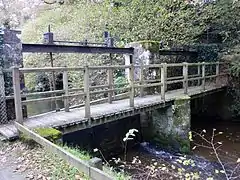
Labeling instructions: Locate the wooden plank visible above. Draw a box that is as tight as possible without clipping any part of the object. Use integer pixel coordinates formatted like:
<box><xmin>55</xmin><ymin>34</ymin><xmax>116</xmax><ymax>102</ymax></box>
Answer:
<box><xmin>140</xmin><ymin>61</ymin><xmax>144</xmax><ymax>97</ymax></box>
<box><xmin>167</xmin><ymin>76</ymin><xmax>184</xmax><ymax>81</ymax></box>
<box><xmin>197</xmin><ymin>65</ymin><xmax>201</xmax><ymax>86</ymax></box>
<box><xmin>62</xmin><ymin>92</ymin><xmax>85</xmax><ymax>99</ymax></box>
<box><xmin>12</xmin><ymin>67</ymin><xmax>23</xmax><ymax>123</ymax></box>
<box><xmin>63</xmin><ymin>70</ymin><xmax>70</xmax><ymax>112</ymax></box>
<box><xmin>108</xmin><ymin>54</ymin><xmax>113</xmax><ymax>104</ymax></box>
<box><xmin>70</xmin><ymin>92</ymin><xmax>129</xmax><ymax>109</ymax></box>
<box><xmin>202</xmin><ymin>62</ymin><xmax>206</xmax><ymax>90</ymax></box>
<box><xmin>134</xmin><ymin>82</ymin><xmax>163</xmax><ymax>89</ymax></box>
<box><xmin>129</xmin><ymin>55</ymin><xmax>134</xmax><ymax>107</ymax></box>
<box><xmin>20</xmin><ymin>67</ymin><xmax>84</xmax><ymax>73</ymax></box>
<box><xmin>161</xmin><ymin>63</ymin><xmax>166</xmax><ymax>101</ymax></box>
<box><xmin>0</xmin><ymin>86</ymin><xmax>228</xmax><ymax>139</ymax></box>
<box><xmin>188</xmin><ymin>77</ymin><xmax>203</xmax><ymax>82</ymax></box>
<box><xmin>89</xmin><ymin>65</ymin><xmax>131</xmax><ymax>70</ymax></box>
<box><xmin>183</xmin><ymin>62</ymin><xmax>188</xmax><ymax>94</ymax></box>
<box><xmin>166</xmin><ymin>63</ymin><xmax>183</xmax><ymax>67</ymax></box>
<box><xmin>167</xmin><ymin>79</ymin><xmax>183</xmax><ymax>85</ymax></box>
<box><xmin>15</xmin><ymin>122</ymin><xmax>113</xmax><ymax>180</ymax></box>
<box><xmin>22</xmin><ymin>43</ymin><xmax>134</xmax><ymax>55</ymax></box>
<box><xmin>84</xmin><ymin>66</ymin><xmax>91</xmax><ymax>119</ymax></box>
<box><xmin>22</xmin><ymin>96</ymin><xmax>63</xmax><ymax>105</ymax></box>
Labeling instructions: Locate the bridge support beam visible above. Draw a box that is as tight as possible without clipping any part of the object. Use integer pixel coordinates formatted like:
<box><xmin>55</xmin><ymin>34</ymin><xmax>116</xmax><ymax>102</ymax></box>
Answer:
<box><xmin>142</xmin><ymin>95</ymin><xmax>191</xmax><ymax>153</ymax></box>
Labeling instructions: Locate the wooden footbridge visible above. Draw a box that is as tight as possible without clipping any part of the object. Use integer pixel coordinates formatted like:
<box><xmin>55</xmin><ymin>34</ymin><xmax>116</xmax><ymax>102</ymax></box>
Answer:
<box><xmin>0</xmin><ymin>29</ymin><xmax>230</xmax><ymax>180</ymax></box>
<box><xmin>0</xmin><ymin>60</ymin><xmax>229</xmax><ymax>140</ymax></box>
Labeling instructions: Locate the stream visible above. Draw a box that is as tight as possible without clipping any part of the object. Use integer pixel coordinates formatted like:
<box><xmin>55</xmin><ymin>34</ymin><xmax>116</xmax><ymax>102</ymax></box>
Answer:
<box><xmin>116</xmin><ymin>117</ymin><xmax>240</xmax><ymax>179</ymax></box>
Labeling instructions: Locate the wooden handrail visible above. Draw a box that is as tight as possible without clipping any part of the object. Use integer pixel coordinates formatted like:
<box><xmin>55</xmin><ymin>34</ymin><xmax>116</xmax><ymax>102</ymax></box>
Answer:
<box><xmin>4</xmin><ymin>61</ymin><xmax>229</xmax><ymax>73</ymax></box>
<box><xmin>11</xmin><ymin>61</ymin><xmax>229</xmax><ymax>121</ymax></box>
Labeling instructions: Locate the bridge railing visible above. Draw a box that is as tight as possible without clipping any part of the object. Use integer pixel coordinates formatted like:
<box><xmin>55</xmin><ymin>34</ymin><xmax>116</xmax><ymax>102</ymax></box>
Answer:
<box><xmin>10</xmin><ymin>61</ymin><xmax>229</xmax><ymax>124</ymax></box>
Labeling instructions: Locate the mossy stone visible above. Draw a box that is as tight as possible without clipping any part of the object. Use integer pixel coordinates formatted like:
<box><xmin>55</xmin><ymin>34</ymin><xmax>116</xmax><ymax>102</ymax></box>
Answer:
<box><xmin>174</xmin><ymin>95</ymin><xmax>191</xmax><ymax>106</ymax></box>
<box><xmin>34</xmin><ymin>127</ymin><xmax>62</xmax><ymax>142</ymax></box>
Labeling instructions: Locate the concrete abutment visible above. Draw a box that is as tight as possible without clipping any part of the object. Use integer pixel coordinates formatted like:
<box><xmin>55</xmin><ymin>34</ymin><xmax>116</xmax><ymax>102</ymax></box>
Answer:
<box><xmin>141</xmin><ymin>96</ymin><xmax>191</xmax><ymax>153</ymax></box>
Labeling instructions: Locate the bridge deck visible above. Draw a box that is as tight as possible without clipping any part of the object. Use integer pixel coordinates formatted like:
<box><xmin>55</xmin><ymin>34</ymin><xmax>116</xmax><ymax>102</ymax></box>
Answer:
<box><xmin>0</xmin><ymin>85</ymin><xmax>225</xmax><ymax>139</ymax></box>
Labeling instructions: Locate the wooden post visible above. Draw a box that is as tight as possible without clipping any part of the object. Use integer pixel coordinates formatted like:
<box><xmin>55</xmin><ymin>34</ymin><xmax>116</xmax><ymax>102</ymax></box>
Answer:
<box><xmin>183</xmin><ymin>62</ymin><xmax>188</xmax><ymax>94</ymax></box>
<box><xmin>216</xmin><ymin>61</ymin><xmax>220</xmax><ymax>86</ymax></box>
<box><xmin>84</xmin><ymin>65</ymin><xmax>91</xmax><ymax>119</ymax></box>
<box><xmin>108</xmin><ymin>54</ymin><xmax>113</xmax><ymax>104</ymax></box>
<box><xmin>129</xmin><ymin>55</ymin><xmax>134</xmax><ymax>107</ymax></box>
<box><xmin>161</xmin><ymin>63</ymin><xmax>166</xmax><ymax>101</ymax></box>
<box><xmin>50</xmin><ymin>52</ymin><xmax>60</xmax><ymax>112</ymax></box>
<box><xmin>202</xmin><ymin>62</ymin><xmax>206</xmax><ymax>91</ymax></box>
<box><xmin>12</xmin><ymin>67</ymin><xmax>23</xmax><ymax>124</ymax></box>
<box><xmin>197</xmin><ymin>64</ymin><xmax>201</xmax><ymax>86</ymax></box>
<box><xmin>164</xmin><ymin>63</ymin><xmax>167</xmax><ymax>91</ymax></box>
<box><xmin>63</xmin><ymin>70</ymin><xmax>69</xmax><ymax>112</ymax></box>
<box><xmin>140</xmin><ymin>60</ymin><xmax>144</xmax><ymax>97</ymax></box>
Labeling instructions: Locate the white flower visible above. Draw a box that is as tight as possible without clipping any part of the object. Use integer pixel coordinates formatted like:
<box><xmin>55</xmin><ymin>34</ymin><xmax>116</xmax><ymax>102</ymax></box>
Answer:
<box><xmin>93</xmin><ymin>148</ymin><xmax>98</xmax><ymax>152</ymax></box>
<box><xmin>207</xmin><ymin>177</ymin><xmax>213</xmax><ymax>180</ymax></box>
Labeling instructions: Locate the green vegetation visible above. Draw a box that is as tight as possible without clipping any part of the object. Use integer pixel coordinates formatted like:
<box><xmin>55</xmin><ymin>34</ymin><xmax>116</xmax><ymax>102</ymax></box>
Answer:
<box><xmin>34</xmin><ymin>127</ymin><xmax>62</xmax><ymax>142</ymax></box>
<box><xmin>21</xmin><ymin>0</ymin><xmax>240</xmax><ymax>94</ymax></box>
<box><xmin>61</xmin><ymin>144</ymin><xmax>92</xmax><ymax>161</ymax></box>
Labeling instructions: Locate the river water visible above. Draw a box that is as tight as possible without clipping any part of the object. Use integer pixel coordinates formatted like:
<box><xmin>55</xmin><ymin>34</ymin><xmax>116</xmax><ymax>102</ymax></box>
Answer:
<box><xmin>112</xmin><ymin>117</ymin><xmax>240</xmax><ymax>180</ymax></box>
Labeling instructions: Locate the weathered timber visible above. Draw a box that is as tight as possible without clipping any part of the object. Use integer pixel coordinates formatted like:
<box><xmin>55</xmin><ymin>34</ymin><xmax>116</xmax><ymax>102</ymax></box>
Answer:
<box><xmin>63</xmin><ymin>70</ymin><xmax>69</xmax><ymax>112</ymax></box>
<box><xmin>183</xmin><ymin>62</ymin><xmax>188</xmax><ymax>94</ymax></box>
<box><xmin>134</xmin><ymin>82</ymin><xmax>163</xmax><ymax>89</ymax></box>
<box><xmin>0</xmin><ymin>62</ymin><xmax>229</xmax><ymax>139</ymax></box>
<box><xmin>161</xmin><ymin>63</ymin><xmax>167</xmax><ymax>101</ymax></box>
<box><xmin>140</xmin><ymin>61</ymin><xmax>144</xmax><ymax>97</ymax></box>
<box><xmin>0</xmin><ymin>86</ymin><xmax>227</xmax><ymax>138</ymax></box>
<box><xmin>12</xmin><ymin>67</ymin><xmax>23</xmax><ymax>123</ymax></box>
<box><xmin>129</xmin><ymin>55</ymin><xmax>134</xmax><ymax>107</ymax></box>
<box><xmin>107</xmin><ymin>55</ymin><xmax>113</xmax><ymax>104</ymax></box>
<box><xmin>84</xmin><ymin>65</ymin><xmax>91</xmax><ymax>119</ymax></box>
<box><xmin>202</xmin><ymin>62</ymin><xmax>206</xmax><ymax>90</ymax></box>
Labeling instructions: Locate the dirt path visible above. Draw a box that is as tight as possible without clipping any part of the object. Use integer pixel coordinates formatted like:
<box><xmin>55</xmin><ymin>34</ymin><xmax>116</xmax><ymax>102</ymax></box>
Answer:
<box><xmin>0</xmin><ymin>140</ymin><xmax>85</xmax><ymax>180</ymax></box>
<box><xmin>0</xmin><ymin>141</ymin><xmax>27</xmax><ymax>180</ymax></box>
<box><xmin>0</xmin><ymin>167</ymin><xmax>25</xmax><ymax>180</ymax></box>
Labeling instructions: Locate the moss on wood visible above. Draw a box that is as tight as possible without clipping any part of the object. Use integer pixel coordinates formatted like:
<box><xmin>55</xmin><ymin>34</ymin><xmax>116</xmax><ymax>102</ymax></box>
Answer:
<box><xmin>34</xmin><ymin>127</ymin><xmax>62</xmax><ymax>142</ymax></box>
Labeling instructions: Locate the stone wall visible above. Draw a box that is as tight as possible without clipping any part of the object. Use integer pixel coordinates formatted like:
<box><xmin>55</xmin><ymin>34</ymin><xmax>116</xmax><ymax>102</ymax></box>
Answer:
<box><xmin>125</xmin><ymin>41</ymin><xmax>159</xmax><ymax>82</ymax></box>
<box><xmin>0</xmin><ymin>28</ymin><xmax>26</xmax><ymax>123</ymax></box>
<box><xmin>141</xmin><ymin>96</ymin><xmax>191</xmax><ymax>153</ymax></box>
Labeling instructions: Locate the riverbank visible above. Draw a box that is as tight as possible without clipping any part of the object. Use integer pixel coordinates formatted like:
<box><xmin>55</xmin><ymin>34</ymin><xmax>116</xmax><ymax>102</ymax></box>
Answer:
<box><xmin>1</xmin><ymin>125</ymin><xmax>239</xmax><ymax>180</ymax></box>
<box><xmin>0</xmin><ymin>141</ymin><xmax>86</xmax><ymax>180</ymax></box>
